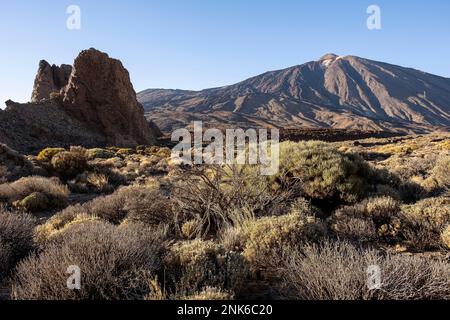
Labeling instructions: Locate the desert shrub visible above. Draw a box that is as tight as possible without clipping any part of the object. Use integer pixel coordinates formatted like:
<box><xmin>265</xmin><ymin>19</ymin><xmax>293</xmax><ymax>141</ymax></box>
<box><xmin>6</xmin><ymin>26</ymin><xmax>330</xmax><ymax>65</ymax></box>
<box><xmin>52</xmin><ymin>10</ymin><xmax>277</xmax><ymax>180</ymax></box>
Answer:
<box><xmin>35</xmin><ymin>210</ymin><xmax>100</xmax><ymax>245</ymax></box>
<box><xmin>164</xmin><ymin>239</ymin><xmax>248</xmax><ymax>298</ymax></box>
<box><xmin>441</xmin><ymin>225</ymin><xmax>450</xmax><ymax>250</ymax></box>
<box><xmin>241</xmin><ymin>213</ymin><xmax>327</xmax><ymax>271</ymax></box>
<box><xmin>51</xmin><ymin>147</ymin><xmax>88</xmax><ymax>179</ymax></box>
<box><xmin>330</xmin><ymin>197</ymin><xmax>401</xmax><ymax>243</ymax></box>
<box><xmin>0</xmin><ymin>208</ymin><xmax>36</xmax><ymax>279</ymax></box>
<box><xmin>183</xmin><ymin>287</ymin><xmax>233</xmax><ymax>300</ymax></box>
<box><xmin>36</xmin><ymin>148</ymin><xmax>66</xmax><ymax>162</ymax></box>
<box><xmin>122</xmin><ymin>187</ymin><xmax>175</xmax><ymax>228</ymax></box>
<box><xmin>276</xmin><ymin>141</ymin><xmax>374</xmax><ymax>204</ymax></box>
<box><xmin>86</xmin><ymin>148</ymin><xmax>115</xmax><ymax>160</ymax></box>
<box><xmin>172</xmin><ymin>165</ymin><xmax>291</xmax><ymax>237</ymax></box>
<box><xmin>424</xmin><ymin>156</ymin><xmax>450</xmax><ymax>193</ymax></box>
<box><xmin>400</xmin><ymin>197</ymin><xmax>450</xmax><ymax>250</ymax></box>
<box><xmin>0</xmin><ymin>176</ymin><xmax>69</xmax><ymax>211</ymax></box>
<box><xmin>181</xmin><ymin>219</ymin><xmax>201</xmax><ymax>240</ymax></box>
<box><xmin>279</xmin><ymin>241</ymin><xmax>450</xmax><ymax>300</ymax></box>
<box><xmin>12</xmin><ymin>220</ymin><xmax>166</xmax><ymax>300</ymax></box>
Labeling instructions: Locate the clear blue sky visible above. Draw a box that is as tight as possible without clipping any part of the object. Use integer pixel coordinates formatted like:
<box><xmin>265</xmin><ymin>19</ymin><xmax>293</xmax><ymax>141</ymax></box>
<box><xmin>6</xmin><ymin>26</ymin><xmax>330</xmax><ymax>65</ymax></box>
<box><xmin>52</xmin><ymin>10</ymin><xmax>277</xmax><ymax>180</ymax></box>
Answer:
<box><xmin>1</xmin><ymin>0</ymin><xmax>450</xmax><ymax>107</ymax></box>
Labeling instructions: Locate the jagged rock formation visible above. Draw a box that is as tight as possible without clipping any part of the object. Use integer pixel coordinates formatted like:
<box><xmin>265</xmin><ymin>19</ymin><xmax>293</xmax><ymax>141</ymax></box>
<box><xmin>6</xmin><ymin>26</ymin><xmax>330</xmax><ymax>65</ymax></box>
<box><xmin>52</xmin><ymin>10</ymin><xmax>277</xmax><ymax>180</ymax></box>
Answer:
<box><xmin>0</xmin><ymin>49</ymin><xmax>159</xmax><ymax>153</ymax></box>
<box><xmin>138</xmin><ymin>54</ymin><xmax>450</xmax><ymax>133</ymax></box>
<box><xmin>31</xmin><ymin>61</ymin><xmax>72</xmax><ymax>102</ymax></box>
<box><xmin>61</xmin><ymin>49</ymin><xmax>157</xmax><ymax>146</ymax></box>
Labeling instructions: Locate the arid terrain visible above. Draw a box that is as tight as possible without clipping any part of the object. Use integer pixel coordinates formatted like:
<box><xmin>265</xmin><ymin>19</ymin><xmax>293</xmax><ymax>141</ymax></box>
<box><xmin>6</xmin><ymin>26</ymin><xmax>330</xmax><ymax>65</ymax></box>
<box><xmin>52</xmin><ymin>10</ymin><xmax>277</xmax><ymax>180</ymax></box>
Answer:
<box><xmin>139</xmin><ymin>54</ymin><xmax>450</xmax><ymax>134</ymax></box>
<box><xmin>1</xmin><ymin>49</ymin><xmax>449</xmax><ymax>301</ymax></box>
<box><xmin>1</xmin><ymin>132</ymin><xmax>449</xmax><ymax>300</ymax></box>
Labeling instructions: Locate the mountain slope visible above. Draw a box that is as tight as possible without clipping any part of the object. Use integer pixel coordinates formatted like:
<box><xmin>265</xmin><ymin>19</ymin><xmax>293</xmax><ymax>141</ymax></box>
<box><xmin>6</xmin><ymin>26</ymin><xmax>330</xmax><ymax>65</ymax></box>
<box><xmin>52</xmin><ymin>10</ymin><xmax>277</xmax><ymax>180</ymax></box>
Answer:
<box><xmin>138</xmin><ymin>54</ymin><xmax>450</xmax><ymax>133</ymax></box>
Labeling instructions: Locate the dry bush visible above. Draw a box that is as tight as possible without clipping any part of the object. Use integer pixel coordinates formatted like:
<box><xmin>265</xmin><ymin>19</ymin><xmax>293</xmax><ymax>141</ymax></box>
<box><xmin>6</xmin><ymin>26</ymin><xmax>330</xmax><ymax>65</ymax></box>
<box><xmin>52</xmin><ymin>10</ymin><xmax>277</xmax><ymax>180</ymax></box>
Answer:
<box><xmin>37</xmin><ymin>184</ymin><xmax>175</xmax><ymax>238</ymax></box>
<box><xmin>172</xmin><ymin>165</ymin><xmax>291</xmax><ymax>237</ymax></box>
<box><xmin>278</xmin><ymin>241</ymin><xmax>450</xmax><ymax>300</ymax></box>
<box><xmin>122</xmin><ymin>186</ymin><xmax>175</xmax><ymax>228</ymax></box>
<box><xmin>183</xmin><ymin>287</ymin><xmax>233</xmax><ymax>300</ymax></box>
<box><xmin>164</xmin><ymin>239</ymin><xmax>248</xmax><ymax>298</ymax></box>
<box><xmin>441</xmin><ymin>225</ymin><xmax>450</xmax><ymax>250</ymax></box>
<box><xmin>276</xmin><ymin>141</ymin><xmax>375</xmax><ymax>204</ymax></box>
<box><xmin>330</xmin><ymin>197</ymin><xmax>402</xmax><ymax>243</ymax></box>
<box><xmin>12</xmin><ymin>220</ymin><xmax>166</xmax><ymax>300</ymax></box>
<box><xmin>400</xmin><ymin>197</ymin><xmax>450</xmax><ymax>250</ymax></box>
<box><xmin>0</xmin><ymin>207</ymin><xmax>36</xmax><ymax>279</ymax></box>
<box><xmin>0</xmin><ymin>176</ymin><xmax>69</xmax><ymax>212</ymax></box>
<box><xmin>51</xmin><ymin>147</ymin><xmax>88</xmax><ymax>179</ymax></box>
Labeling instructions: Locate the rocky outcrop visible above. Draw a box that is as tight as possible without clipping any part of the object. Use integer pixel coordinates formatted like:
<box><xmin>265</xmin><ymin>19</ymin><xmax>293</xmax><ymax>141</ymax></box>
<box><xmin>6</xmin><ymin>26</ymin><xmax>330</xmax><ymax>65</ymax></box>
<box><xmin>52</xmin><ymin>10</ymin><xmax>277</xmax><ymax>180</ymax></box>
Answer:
<box><xmin>61</xmin><ymin>49</ymin><xmax>157</xmax><ymax>146</ymax></box>
<box><xmin>31</xmin><ymin>61</ymin><xmax>72</xmax><ymax>102</ymax></box>
<box><xmin>0</xmin><ymin>48</ymin><xmax>160</xmax><ymax>153</ymax></box>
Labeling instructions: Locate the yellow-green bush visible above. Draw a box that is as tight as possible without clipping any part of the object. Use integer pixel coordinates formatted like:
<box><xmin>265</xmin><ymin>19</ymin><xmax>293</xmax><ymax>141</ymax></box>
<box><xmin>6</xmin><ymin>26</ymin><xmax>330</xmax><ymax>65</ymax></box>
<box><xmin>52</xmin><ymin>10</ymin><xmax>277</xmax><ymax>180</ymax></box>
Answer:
<box><xmin>401</xmin><ymin>197</ymin><xmax>450</xmax><ymax>250</ymax></box>
<box><xmin>86</xmin><ymin>148</ymin><xmax>115</xmax><ymax>160</ymax></box>
<box><xmin>36</xmin><ymin>148</ymin><xmax>66</xmax><ymax>162</ymax></box>
<box><xmin>241</xmin><ymin>213</ymin><xmax>327</xmax><ymax>270</ymax></box>
<box><xmin>0</xmin><ymin>176</ymin><xmax>69</xmax><ymax>212</ymax></box>
<box><xmin>51</xmin><ymin>147</ymin><xmax>88</xmax><ymax>179</ymax></box>
<box><xmin>330</xmin><ymin>197</ymin><xmax>401</xmax><ymax>243</ymax></box>
<box><xmin>17</xmin><ymin>192</ymin><xmax>50</xmax><ymax>213</ymax></box>
<box><xmin>276</xmin><ymin>141</ymin><xmax>373</xmax><ymax>203</ymax></box>
<box><xmin>35</xmin><ymin>210</ymin><xmax>100</xmax><ymax>244</ymax></box>
<box><xmin>164</xmin><ymin>239</ymin><xmax>248</xmax><ymax>297</ymax></box>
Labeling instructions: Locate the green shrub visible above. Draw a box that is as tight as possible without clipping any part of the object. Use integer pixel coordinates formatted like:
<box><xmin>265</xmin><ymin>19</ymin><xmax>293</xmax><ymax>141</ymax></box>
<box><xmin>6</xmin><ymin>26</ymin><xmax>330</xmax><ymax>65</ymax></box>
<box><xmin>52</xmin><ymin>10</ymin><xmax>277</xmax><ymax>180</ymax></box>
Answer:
<box><xmin>164</xmin><ymin>239</ymin><xmax>248</xmax><ymax>298</ymax></box>
<box><xmin>17</xmin><ymin>192</ymin><xmax>50</xmax><ymax>213</ymax></box>
<box><xmin>0</xmin><ymin>208</ymin><xmax>36</xmax><ymax>280</ymax></box>
<box><xmin>51</xmin><ymin>147</ymin><xmax>88</xmax><ymax>179</ymax></box>
<box><xmin>36</xmin><ymin>148</ymin><xmax>66</xmax><ymax>162</ymax></box>
<box><xmin>0</xmin><ymin>176</ymin><xmax>69</xmax><ymax>211</ymax></box>
<box><xmin>276</xmin><ymin>141</ymin><xmax>373</xmax><ymax>203</ymax></box>
<box><xmin>12</xmin><ymin>221</ymin><xmax>166</xmax><ymax>300</ymax></box>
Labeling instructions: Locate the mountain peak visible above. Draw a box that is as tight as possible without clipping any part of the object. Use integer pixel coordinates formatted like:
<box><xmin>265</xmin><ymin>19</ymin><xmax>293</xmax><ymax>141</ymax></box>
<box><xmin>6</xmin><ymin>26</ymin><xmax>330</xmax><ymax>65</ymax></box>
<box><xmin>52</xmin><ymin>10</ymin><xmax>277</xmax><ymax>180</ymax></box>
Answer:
<box><xmin>319</xmin><ymin>53</ymin><xmax>339</xmax><ymax>61</ymax></box>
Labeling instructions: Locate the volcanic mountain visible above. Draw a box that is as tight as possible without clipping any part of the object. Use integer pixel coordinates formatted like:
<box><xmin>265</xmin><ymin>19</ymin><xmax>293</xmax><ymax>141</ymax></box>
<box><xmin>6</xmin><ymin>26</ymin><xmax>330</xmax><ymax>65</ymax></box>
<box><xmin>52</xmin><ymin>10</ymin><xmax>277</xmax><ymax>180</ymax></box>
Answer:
<box><xmin>138</xmin><ymin>54</ymin><xmax>450</xmax><ymax>133</ymax></box>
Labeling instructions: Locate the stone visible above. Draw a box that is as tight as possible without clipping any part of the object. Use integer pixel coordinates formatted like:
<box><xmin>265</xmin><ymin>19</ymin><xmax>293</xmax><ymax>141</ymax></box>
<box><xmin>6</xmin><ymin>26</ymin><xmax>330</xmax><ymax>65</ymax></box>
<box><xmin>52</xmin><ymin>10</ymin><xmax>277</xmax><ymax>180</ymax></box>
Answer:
<box><xmin>62</xmin><ymin>48</ymin><xmax>157</xmax><ymax>146</ymax></box>
<box><xmin>31</xmin><ymin>61</ymin><xmax>72</xmax><ymax>102</ymax></box>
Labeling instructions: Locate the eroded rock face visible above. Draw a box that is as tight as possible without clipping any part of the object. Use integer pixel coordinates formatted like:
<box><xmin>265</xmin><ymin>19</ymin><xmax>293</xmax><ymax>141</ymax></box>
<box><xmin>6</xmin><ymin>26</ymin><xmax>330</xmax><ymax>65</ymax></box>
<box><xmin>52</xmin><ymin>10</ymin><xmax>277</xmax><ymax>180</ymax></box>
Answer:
<box><xmin>62</xmin><ymin>48</ymin><xmax>157</xmax><ymax>146</ymax></box>
<box><xmin>1</xmin><ymin>49</ymin><xmax>160</xmax><ymax>152</ymax></box>
<box><xmin>31</xmin><ymin>61</ymin><xmax>72</xmax><ymax>102</ymax></box>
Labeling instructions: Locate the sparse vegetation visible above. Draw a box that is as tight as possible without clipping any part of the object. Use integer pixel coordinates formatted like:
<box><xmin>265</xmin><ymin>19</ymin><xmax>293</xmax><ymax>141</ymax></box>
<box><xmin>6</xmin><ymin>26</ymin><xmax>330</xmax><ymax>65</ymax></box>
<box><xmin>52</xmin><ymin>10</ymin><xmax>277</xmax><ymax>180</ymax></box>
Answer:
<box><xmin>1</xmin><ymin>133</ymin><xmax>449</xmax><ymax>300</ymax></box>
